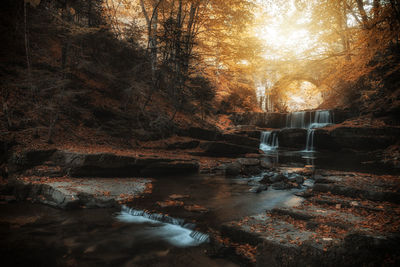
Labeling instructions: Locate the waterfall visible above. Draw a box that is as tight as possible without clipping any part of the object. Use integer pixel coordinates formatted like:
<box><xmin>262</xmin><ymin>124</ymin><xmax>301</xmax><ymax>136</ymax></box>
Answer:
<box><xmin>118</xmin><ymin>206</ymin><xmax>209</xmax><ymax>245</ymax></box>
<box><xmin>260</xmin><ymin>131</ymin><xmax>279</xmax><ymax>152</ymax></box>
<box><xmin>286</xmin><ymin>111</ymin><xmax>306</xmax><ymax>128</ymax></box>
<box><xmin>309</xmin><ymin>110</ymin><xmax>333</xmax><ymax>129</ymax></box>
<box><xmin>285</xmin><ymin>110</ymin><xmax>333</xmax><ymax>129</ymax></box>
<box><xmin>304</xmin><ymin>110</ymin><xmax>333</xmax><ymax>152</ymax></box>
<box><xmin>305</xmin><ymin>129</ymin><xmax>315</xmax><ymax>152</ymax></box>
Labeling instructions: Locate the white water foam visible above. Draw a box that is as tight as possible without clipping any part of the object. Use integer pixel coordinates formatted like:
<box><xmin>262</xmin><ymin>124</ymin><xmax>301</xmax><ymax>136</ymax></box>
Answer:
<box><xmin>260</xmin><ymin>131</ymin><xmax>279</xmax><ymax>152</ymax></box>
<box><xmin>115</xmin><ymin>206</ymin><xmax>209</xmax><ymax>247</ymax></box>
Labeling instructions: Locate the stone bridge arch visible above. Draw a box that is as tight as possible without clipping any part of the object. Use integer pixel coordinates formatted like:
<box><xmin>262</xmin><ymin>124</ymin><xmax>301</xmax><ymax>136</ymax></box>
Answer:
<box><xmin>266</xmin><ymin>73</ymin><xmax>328</xmax><ymax>112</ymax></box>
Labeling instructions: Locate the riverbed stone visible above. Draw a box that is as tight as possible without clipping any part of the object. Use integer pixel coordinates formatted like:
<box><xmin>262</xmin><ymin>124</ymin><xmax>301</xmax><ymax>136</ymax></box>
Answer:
<box><xmin>225</xmin><ymin>162</ymin><xmax>242</xmax><ymax>176</ymax></box>
<box><xmin>237</xmin><ymin>158</ymin><xmax>260</xmax><ymax>166</ymax></box>
<box><xmin>271</xmin><ymin>181</ymin><xmax>292</xmax><ymax>190</ymax></box>
<box><xmin>249</xmin><ymin>184</ymin><xmax>268</xmax><ymax>193</ymax></box>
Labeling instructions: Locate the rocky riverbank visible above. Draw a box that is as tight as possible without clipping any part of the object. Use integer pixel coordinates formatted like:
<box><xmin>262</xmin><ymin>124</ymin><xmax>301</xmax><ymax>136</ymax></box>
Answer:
<box><xmin>216</xmin><ymin>169</ymin><xmax>400</xmax><ymax>266</ymax></box>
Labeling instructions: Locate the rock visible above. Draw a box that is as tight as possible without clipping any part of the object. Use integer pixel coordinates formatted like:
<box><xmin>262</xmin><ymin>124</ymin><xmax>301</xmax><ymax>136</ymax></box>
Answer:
<box><xmin>270</xmin><ymin>173</ymin><xmax>287</xmax><ymax>183</ymax></box>
<box><xmin>272</xmin><ymin>181</ymin><xmax>292</xmax><ymax>190</ymax></box>
<box><xmin>225</xmin><ymin>162</ymin><xmax>242</xmax><ymax>176</ymax></box>
<box><xmin>11</xmin><ymin>150</ymin><xmax>199</xmax><ymax>178</ymax></box>
<box><xmin>230</xmin><ymin>112</ymin><xmax>287</xmax><ymax>128</ymax></box>
<box><xmin>157</xmin><ymin>200</ymin><xmax>184</xmax><ymax>207</ymax></box>
<box><xmin>288</xmin><ymin>174</ymin><xmax>305</xmax><ymax>184</ymax></box>
<box><xmin>166</xmin><ymin>140</ymin><xmax>200</xmax><ymax>150</ymax></box>
<box><xmin>236</xmin><ymin>130</ymin><xmax>263</xmax><ymax>139</ymax></box>
<box><xmin>184</xmin><ymin>204</ymin><xmax>208</xmax><ymax>212</ymax></box>
<box><xmin>12</xmin><ymin>177</ymin><xmax>151</xmax><ymax>209</ymax></box>
<box><xmin>199</xmin><ymin>141</ymin><xmax>259</xmax><ymax>156</ymax></box>
<box><xmin>181</xmin><ymin>127</ymin><xmax>220</xmax><ymax>141</ymax></box>
<box><xmin>328</xmin><ymin>126</ymin><xmax>400</xmax><ymax>151</ymax></box>
<box><xmin>242</xmin><ymin>166</ymin><xmax>262</xmax><ymax>176</ymax></box>
<box><xmin>222</xmin><ymin>134</ymin><xmax>260</xmax><ymax>147</ymax></box>
<box><xmin>277</xmin><ymin>128</ymin><xmax>308</xmax><ymax>149</ymax></box>
<box><xmin>245</xmin><ymin>153</ymin><xmax>263</xmax><ymax>158</ymax></box>
<box><xmin>260</xmin><ymin>172</ymin><xmax>285</xmax><ymax>184</ymax></box>
<box><xmin>237</xmin><ymin>158</ymin><xmax>260</xmax><ymax>166</ymax></box>
<box><xmin>169</xmin><ymin>194</ymin><xmax>189</xmax><ymax>200</ymax></box>
<box><xmin>249</xmin><ymin>184</ymin><xmax>268</xmax><ymax>193</ymax></box>
<box><xmin>9</xmin><ymin>149</ymin><xmax>57</xmax><ymax>172</ymax></box>
<box><xmin>260</xmin><ymin>160</ymin><xmax>274</xmax><ymax>168</ymax></box>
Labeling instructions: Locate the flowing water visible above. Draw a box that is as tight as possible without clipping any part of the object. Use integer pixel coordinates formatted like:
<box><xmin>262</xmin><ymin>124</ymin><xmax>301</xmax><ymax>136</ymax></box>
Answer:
<box><xmin>284</xmin><ymin>110</ymin><xmax>334</xmax><ymax>152</ymax></box>
<box><xmin>1</xmin><ymin>173</ymin><xmax>305</xmax><ymax>267</ymax></box>
<box><xmin>260</xmin><ymin>131</ymin><xmax>279</xmax><ymax>152</ymax></box>
<box><xmin>2</xmin><ymin>109</ymin><xmax>394</xmax><ymax>266</ymax></box>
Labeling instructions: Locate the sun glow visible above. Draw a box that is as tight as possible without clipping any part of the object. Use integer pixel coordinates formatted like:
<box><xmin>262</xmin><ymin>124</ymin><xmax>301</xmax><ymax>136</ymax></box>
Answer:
<box><xmin>253</xmin><ymin>0</ymin><xmax>316</xmax><ymax>60</ymax></box>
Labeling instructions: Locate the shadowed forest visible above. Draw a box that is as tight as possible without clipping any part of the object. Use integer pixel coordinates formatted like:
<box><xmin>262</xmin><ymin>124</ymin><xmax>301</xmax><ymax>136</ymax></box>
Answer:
<box><xmin>1</xmin><ymin>0</ymin><xmax>400</xmax><ymax>266</ymax></box>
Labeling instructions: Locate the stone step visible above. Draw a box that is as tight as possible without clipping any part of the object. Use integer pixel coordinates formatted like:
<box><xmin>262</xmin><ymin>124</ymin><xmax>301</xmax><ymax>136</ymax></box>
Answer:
<box><xmin>10</xmin><ymin>150</ymin><xmax>199</xmax><ymax>178</ymax></box>
<box><xmin>313</xmin><ymin>184</ymin><xmax>400</xmax><ymax>204</ymax></box>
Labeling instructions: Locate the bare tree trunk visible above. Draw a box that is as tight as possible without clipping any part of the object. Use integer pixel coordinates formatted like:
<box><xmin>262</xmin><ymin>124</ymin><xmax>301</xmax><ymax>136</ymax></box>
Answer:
<box><xmin>140</xmin><ymin>0</ymin><xmax>162</xmax><ymax>91</ymax></box>
<box><xmin>24</xmin><ymin>2</ymin><xmax>34</xmax><ymax>100</ymax></box>
<box><xmin>356</xmin><ymin>0</ymin><xmax>369</xmax><ymax>28</ymax></box>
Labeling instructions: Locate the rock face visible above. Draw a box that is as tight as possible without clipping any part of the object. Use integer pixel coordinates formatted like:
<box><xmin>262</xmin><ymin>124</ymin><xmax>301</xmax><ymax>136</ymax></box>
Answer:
<box><xmin>12</xmin><ymin>177</ymin><xmax>151</xmax><ymax>209</ymax></box>
<box><xmin>179</xmin><ymin>127</ymin><xmax>221</xmax><ymax>141</ymax></box>
<box><xmin>230</xmin><ymin>109</ymin><xmax>356</xmax><ymax>129</ymax></box>
<box><xmin>314</xmin><ymin>126</ymin><xmax>400</xmax><ymax>151</ymax></box>
<box><xmin>230</xmin><ymin>112</ymin><xmax>287</xmax><ymax>128</ymax></box>
<box><xmin>277</xmin><ymin>128</ymin><xmax>307</xmax><ymax>149</ymax></box>
<box><xmin>166</xmin><ymin>140</ymin><xmax>200</xmax><ymax>150</ymax></box>
<box><xmin>225</xmin><ymin>162</ymin><xmax>242</xmax><ymax>176</ymax></box>
<box><xmin>199</xmin><ymin>141</ymin><xmax>259</xmax><ymax>156</ymax></box>
<box><xmin>221</xmin><ymin>134</ymin><xmax>260</xmax><ymax>147</ymax></box>
<box><xmin>10</xmin><ymin>150</ymin><xmax>199</xmax><ymax>178</ymax></box>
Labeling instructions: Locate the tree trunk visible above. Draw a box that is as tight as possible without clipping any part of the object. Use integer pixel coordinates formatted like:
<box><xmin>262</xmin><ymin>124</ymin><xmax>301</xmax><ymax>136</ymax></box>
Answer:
<box><xmin>140</xmin><ymin>0</ymin><xmax>162</xmax><ymax>91</ymax></box>
<box><xmin>356</xmin><ymin>0</ymin><xmax>369</xmax><ymax>28</ymax></box>
<box><xmin>24</xmin><ymin>2</ymin><xmax>34</xmax><ymax>100</ymax></box>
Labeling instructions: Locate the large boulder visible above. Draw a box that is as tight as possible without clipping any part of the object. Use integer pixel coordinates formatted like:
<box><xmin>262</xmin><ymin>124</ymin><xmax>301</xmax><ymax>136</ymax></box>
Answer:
<box><xmin>199</xmin><ymin>141</ymin><xmax>260</xmax><ymax>156</ymax></box>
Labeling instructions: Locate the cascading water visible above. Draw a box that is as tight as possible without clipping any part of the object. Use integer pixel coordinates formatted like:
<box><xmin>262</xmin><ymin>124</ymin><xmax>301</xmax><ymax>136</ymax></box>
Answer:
<box><xmin>286</xmin><ymin>111</ymin><xmax>307</xmax><ymax>128</ymax></box>
<box><xmin>304</xmin><ymin>110</ymin><xmax>333</xmax><ymax>152</ymax></box>
<box><xmin>305</xmin><ymin>129</ymin><xmax>315</xmax><ymax>152</ymax></box>
<box><xmin>260</xmin><ymin>131</ymin><xmax>279</xmax><ymax>152</ymax></box>
<box><xmin>117</xmin><ymin>206</ymin><xmax>210</xmax><ymax>246</ymax></box>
